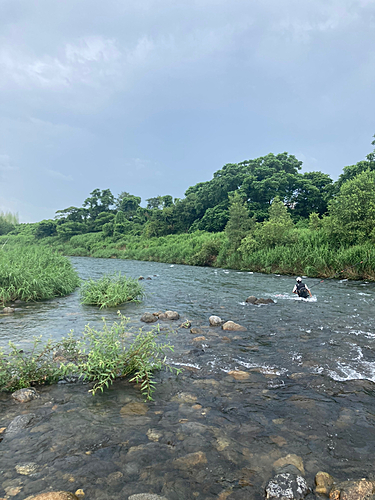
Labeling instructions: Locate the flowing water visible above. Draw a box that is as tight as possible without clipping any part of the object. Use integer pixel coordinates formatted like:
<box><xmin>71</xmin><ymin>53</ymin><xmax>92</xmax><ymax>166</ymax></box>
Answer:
<box><xmin>1</xmin><ymin>257</ymin><xmax>375</xmax><ymax>500</ymax></box>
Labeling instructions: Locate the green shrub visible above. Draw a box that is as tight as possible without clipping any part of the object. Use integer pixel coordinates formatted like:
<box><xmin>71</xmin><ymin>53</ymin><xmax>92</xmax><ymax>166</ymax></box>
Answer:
<box><xmin>0</xmin><ymin>245</ymin><xmax>80</xmax><ymax>304</ymax></box>
<box><xmin>80</xmin><ymin>272</ymin><xmax>144</xmax><ymax>308</ymax></box>
<box><xmin>0</xmin><ymin>313</ymin><xmax>180</xmax><ymax>399</ymax></box>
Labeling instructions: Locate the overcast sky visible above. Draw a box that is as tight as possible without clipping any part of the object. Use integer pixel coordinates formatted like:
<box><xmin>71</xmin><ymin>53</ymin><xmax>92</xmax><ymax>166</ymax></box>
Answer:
<box><xmin>1</xmin><ymin>0</ymin><xmax>374</xmax><ymax>222</ymax></box>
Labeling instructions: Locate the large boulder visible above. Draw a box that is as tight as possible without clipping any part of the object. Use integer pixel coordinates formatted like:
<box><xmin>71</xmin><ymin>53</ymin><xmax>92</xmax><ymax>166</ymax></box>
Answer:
<box><xmin>140</xmin><ymin>313</ymin><xmax>158</xmax><ymax>323</ymax></box>
<box><xmin>255</xmin><ymin>298</ymin><xmax>275</xmax><ymax>305</ymax></box>
<box><xmin>222</xmin><ymin>321</ymin><xmax>247</xmax><ymax>331</ymax></box>
<box><xmin>12</xmin><ymin>388</ymin><xmax>39</xmax><ymax>403</ymax></box>
<box><xmin>209</xmin><ymin>315</ymin><xmax>222</xmax><ymax>326</ymax></box>
<box><xmin>315</xmin><ymin>472</ymin><xmax>334</xmax><ymax>496</ymax></box>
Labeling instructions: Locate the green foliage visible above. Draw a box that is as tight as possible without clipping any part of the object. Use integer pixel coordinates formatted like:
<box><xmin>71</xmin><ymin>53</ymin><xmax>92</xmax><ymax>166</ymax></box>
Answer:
<box><xmin>225</xmin><ymin>192</ymin><xmax>254</xmax><ymax>251</ymax></box>
<box><xmin>0</xmin><ymin>211</ymin><xmax>19</xmax><ymax>225</ymax></box>
<box><xmin>80</xmin><ymin>272</ymin><xmax>144</xmax><ymax>308</ymax></box>
<box><xmin>0</xmin><ymin>314</ymin><xmax>180</xmax><ymax>399</ymax></box>
<box><xmin>326</xmin><ymin>169</ymin><xmax>375</xmax><ymax>245</ymax></box>
<box><xmin>0</xmin><ymin>245</ymin><xmax>80</xmax><ymax>304</ymax></box>
<box><xmin>34</xmin><ymin>219</ymin><xmax>57</xmax><ymax>238</ymax></box>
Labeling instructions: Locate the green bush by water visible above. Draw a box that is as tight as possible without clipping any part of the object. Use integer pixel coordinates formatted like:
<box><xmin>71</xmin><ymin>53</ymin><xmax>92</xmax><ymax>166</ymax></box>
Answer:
<box><xmin>80</xmin><ymin>272</ymin><xmax>144</xmax><ymax>308</ymax></box>
<box><xmin>0</xmin><ymin>245</ymin><xmax>80</xmax><ymax>304</ymax></box>
<box><xmin>0</xmin><ymin>313</ymin><xmax>179</xmax><ymax>399</ymax></box>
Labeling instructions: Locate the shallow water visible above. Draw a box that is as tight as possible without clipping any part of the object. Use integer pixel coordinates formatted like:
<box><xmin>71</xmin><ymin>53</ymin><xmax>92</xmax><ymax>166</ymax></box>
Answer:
<box><xmin>0</xmin><ymin>257</ymin><xmax>374</xmax><ymax>499</ymax></box>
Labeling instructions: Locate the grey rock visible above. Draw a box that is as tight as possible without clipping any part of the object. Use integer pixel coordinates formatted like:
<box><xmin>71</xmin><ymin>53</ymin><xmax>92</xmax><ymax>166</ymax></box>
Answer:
<box><xmin>12</xmin><ymin>388</ymin><xmax>39</xmax><ymax>403</ymax></box>
<box><xmin>245</xmin><ymin>296</ymin><xmax>257</xmax><ymax>304</ymax></box>
<box><xmin>3</xmin><ymin>307</ymin><xmax>15</xmax><ymax>313</ymax></box>
<box><xmin>138</xmin><ymin>276</ymin><xmax>144</xmax><ymax>280</ymax></box>
<box><xmin>140</xmin><ymin>313</ymin><xmax>158</xmax><ymax>323</ymax></box>
<box><xmin>209</xmin><ymin>315</ymin><xmax>222</xmax><ymax>326</ymax></box>
<box><xmin>5</xmin><ymin>413</ymin><xmax>36</xmax><ymax>435</ymax></box>
<box><xmin>128</xmin><ymin>495</ymin><xmax>168</xmax><ymax>500</ymax></box>
<box><xmin>265</xmin><ymin>472</ymin><xmax>309</xmax><ymax>500</ymax></box>
<box><xmin>190</xmin><ymin>327</ymin><xmax>204</xmax><ymax>335</ymax></box>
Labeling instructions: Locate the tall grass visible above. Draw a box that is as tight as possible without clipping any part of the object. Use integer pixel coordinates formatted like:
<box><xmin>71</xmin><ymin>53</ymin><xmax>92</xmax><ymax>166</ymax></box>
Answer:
<box><xmin>80</xmin><ymin>272</ymin><xmax>145</xmax><ymax>308</ymax></box>
<box><xmin>0</xmin><ymin>245</ymin><xmax>80</xmax><ymax>304</ymax></box>
<box><xmin>0</xmin><ymin>211</ymin><xmax>19</xmax><ymax>224</ymax></box>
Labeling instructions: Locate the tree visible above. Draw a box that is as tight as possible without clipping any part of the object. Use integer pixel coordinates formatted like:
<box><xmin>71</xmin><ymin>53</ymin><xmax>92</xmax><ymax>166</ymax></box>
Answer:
<box><xmin>291</xmin><ymin>171</ymin><xmax>334</xmax><ymax>218</ymax></box>
<box><xmin>225</xmin><ymin>192</ymin><xmax>254</xmax><ymax>251</ymax></box>
<box><xmin>83</xmin><ymin>189</ymin><xmax>115</xmax><ymax>220</ymax></box>
<box><xmin>116</xmin><ymin>194</ymin><xmax>141</xmax><ymax>218</ymax></box>
<box><xmin>326</xmin><ymin>169</ymin><xmax>375</xmax><ymax>245</ymax></box>
<box><xmin>336</xmin><ymin>135</ymin><xmax>375</xmax><ymax>189</ymax></box>
<box><xmin>34</xmin><ymin>220</ymin><xmax>57</xmax><ymax>238</ymax></box>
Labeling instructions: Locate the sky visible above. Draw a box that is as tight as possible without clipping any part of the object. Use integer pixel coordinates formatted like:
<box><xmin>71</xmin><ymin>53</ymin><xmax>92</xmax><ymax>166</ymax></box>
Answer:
<box><xmin>0</xmin><ymin>0</ymin><xmax>374</xmax><ymax>223</ymax></box>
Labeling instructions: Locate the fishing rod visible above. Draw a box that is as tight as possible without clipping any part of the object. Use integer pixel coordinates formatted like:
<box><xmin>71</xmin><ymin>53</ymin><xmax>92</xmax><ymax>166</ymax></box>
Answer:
<box><xmin>309</xmin><ymin>256</ymin><xmax>371</xmax><ymax>289</ymax></box>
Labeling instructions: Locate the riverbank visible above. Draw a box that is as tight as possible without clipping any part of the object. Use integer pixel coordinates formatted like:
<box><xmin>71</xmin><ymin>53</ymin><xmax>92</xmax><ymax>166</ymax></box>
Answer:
<box><xmin>1</xmin><ymin>229</ymin><xmax>375</xmax><ymax>281</ymax></box>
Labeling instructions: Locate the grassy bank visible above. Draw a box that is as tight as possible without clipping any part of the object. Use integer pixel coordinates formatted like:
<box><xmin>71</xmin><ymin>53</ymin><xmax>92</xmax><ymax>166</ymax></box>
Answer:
<box><xmin>1</xmin><ymin>229</ymin><xmax>374</xmax><ymax>281</ymax></box>
<box><xmin>0</xmin><ymin>244</ymin><xmax>80</xmax><ymax>304</ymax></box>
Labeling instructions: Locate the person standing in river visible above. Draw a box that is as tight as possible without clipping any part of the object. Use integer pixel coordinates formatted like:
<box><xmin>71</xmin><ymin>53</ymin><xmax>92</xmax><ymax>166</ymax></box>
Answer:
<box><xmin>292</xmin><ymin>277</ymin><xmax>312</xmax><ymax>298</ymax></box>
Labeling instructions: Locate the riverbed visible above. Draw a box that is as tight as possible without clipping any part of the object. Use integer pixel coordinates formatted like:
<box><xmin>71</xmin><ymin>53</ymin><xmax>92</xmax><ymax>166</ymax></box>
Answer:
<box><xmin>0</xmin><ymin>257</ymin><xmax>374</xmax><ymax>499</ymax></box>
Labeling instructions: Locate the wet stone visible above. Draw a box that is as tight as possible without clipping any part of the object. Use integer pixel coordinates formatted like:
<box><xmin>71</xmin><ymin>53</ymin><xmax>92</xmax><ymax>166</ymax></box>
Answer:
<box><xmin>140</xmin><ymin>313</ymin><xmax>157</xmax><ymax>323</ymax></box>
<box><xmin>315</xmin><ymin>471</ymin><xmax>334</xmax><ymax>496</ymax></box>
<box><xmin>128</xmin><ymin>495</ymin><xmax>168</xmax><ymax>500</ymax></box>
<box><xmin>190</xmin><ymin>327</ymin><xmax>204</xmax><ymax>335</ymax></box>
<box><xmin>24</xmin><ymin>493</ymin><xmax>79</xmax><ymax>500</ymax></box>
<box><xmin>329</xmin><ymin>479</ymin><xmax>375</xmax><ymax>500</ymax></box>
<box><xmin>246</xmin><ymin>295</ymin><xmax>257</xmax><ymax>303</ymax></box>
<box><xmin>222</xmin><ymin>321</ymin><xmax>247</xmax><ymax>331</ymax></box>
<box><xmin>273</xmin><ymin>454</ymin><xmax>305</xmax><ymax>475</ymax></box>
<box><xmin>209</xmin><ymin>315</ymin><xmax>222</xmax><ymax>326</ymax></box>
<box><xmin>173</xmin><ymin>451</ymin><xmax>207</xmax><ymax>469</ymax></box>
<box><xmin>12</xmin><ymin>388</ymin><xmax>39</xmax><ymax>403</ymax></box>
<box><xmin>192</xmin><ymin>336</ymin><xmax>206</xmax><ymax>342</ymax></box>
<box><xmin>165</xmin><ymin>310</ymin><xmax>180</xmax><ymax>320</ymax></box>
<box><xmin>265</xmin><ymin>472</ymin><xmax>309</xmax><ymax>500</ymax></box>
<box><xmin>171</xmin><ymin>392</ymin><xmax>197</xmax><ymax>404</ymax></box>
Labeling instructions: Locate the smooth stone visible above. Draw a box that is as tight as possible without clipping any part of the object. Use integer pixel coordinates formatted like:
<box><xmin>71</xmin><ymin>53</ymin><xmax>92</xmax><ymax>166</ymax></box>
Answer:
<box><xmin>140</xmin><ymin>313</ymin><xmax>158</xmax><ymax>323</ymax></box>
<box><xmin>3</xmin><ymin>307</ymin><xmax>15</xmax><ymax>313</ymax></box>
<box><xmin>209</xmin><ymin>315</ymin><xmax>222</xmax><ymax>326</ymax></box>
<box><xmin>15</xmin><ymin>463</ymin><xmax>40</xmax><ymax>475</ymax></box>
<box><xmin>128</xmin><ymin>495</ymin><xmax>168</xmax><ymax>500</ymax></box>
<box><xmin>158</xmin><ymin>313</ymin><xmax>168</xmax><ymax>320</ymax></box>
<box><xmin>265</xmin><ymin>472</ymin><xmax>309</xmax><ymax>500</ymax></box>
<box><xmin>273</xmin><ymin>454</ymin><xmax>305</xmax><ymax>475</ymax></box>
<box><xmin>120</xmin><ymin>402</ymin><xmax>149</xmax><ymax>416</ymax></box>
<box><xmin>5</xmin><ymin>414</ymin><xmax>36</xmax><ymax>435</ymax></box>
<box><xmin>245</xmin><ymin>296</ymin><xmax>257</xmax><ymax>303</ymax></box>
<box><xmin>190</xmin><ymin>327</ymin><xmax>204</xmax><ymax>335</ymax></box>
<box><xmin>165</xmin><ymin>310</ymin><xmax>180</xmax><ymax>320</ymax></box>
<box><xmin>12</xmin><ymin>388</ymin><xmax>39</xmax><ymax>403</ymax></box>
<box><xmin>192</xmin><ymin>336</ymin><xmax>206</xmax><ymax>342</ymax></box>
<box><xmin>222</xmin><ymin>321</ymin><xmax>247</xmax><ymax>331</ymax></box>
<box><xmin>24</xmin><ymin>493</ymin><xmax>78</xmax><ymax>500</ymax></box>
<box><xmin>173</xmin><ymin>451</ymin><xmax>207</xmax><ymax>469</ymax></box>
<box><xmin>228</xmin><ymin>370</ymin><xmax>249</xmax><ymax>380</ymax></box>
<box><xmin>138</xmin><ymin>276</ymin><xmax>144</xmax><ymax>280</ymax></box>
<box><xmin>255</xmin><ymin>298</ymin><xmax>275</xmax><ymax>304</ymax></box>
<box><xmin>146</xmin><ymin>429</ymin><xmax>162</xmax><ymax>442</ymax></box>
<box><xmin>153</xmin><ymin>311</ymin><xmax>163</xmax><ymax>316</ymax></box>
<box><xmin>315</xmin><ymin>472</ymin><xmax>334</xmax><ymax>495</ymax></box>
<box><xmin>329</xmin><ymin>479</ymin><xmax>375</xmax><ymax>500</ymax></box>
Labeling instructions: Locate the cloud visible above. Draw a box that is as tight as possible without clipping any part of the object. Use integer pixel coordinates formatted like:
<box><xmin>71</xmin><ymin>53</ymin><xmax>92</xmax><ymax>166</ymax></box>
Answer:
<box><xmin>0</xmin><ymin>154</ymin><xmax>17</xmax><ymax>171</ymax></box>
<box><xmin>45</xmin><ymin>169</ymin><xmax>73</xmax><ymax>182</ymax></box>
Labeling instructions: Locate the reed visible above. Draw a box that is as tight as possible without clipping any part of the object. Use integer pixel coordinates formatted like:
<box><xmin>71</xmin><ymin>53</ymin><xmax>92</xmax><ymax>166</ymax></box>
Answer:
<box><xmin>0</xmin><ymin>245</ymin><xmax>80</xmax><ymax>304</ymax></box>
<box><xmin>80</xmin><ymin>272</ymin><xmax>145</xmax><ymax>308</ymax></box>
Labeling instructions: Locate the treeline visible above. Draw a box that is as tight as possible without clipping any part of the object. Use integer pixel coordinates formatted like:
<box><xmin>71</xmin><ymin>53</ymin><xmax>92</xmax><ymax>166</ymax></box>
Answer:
<box><xmin>2</xmin><ymin>135</ymin><xmax>375</xmax><ymax>279</ymax></box>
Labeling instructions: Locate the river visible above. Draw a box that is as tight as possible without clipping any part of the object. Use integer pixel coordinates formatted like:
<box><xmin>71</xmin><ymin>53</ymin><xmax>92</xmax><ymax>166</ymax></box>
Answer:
<box><xmin>1</xmin><ymin>257</ymin><xmax>374</xmax><ymax>500</ymax></box>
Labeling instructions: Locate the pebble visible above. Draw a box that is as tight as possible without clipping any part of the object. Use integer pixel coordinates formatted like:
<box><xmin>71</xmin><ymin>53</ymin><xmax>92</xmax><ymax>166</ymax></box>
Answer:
<box><xmin>222</xmin><ymin>321</ymin><xmax>247</xmax><ymax>331</ymax></box>
<box><xmin>228</xmin><ymin>370</ymin><xmax>250</xmax><ymax>380</ymax></box>
<box><xmin>12</xmin><ymin>388</ymin><xmax>39</xmax><ymax>403</ymax></box>
<box><xmin>120</xmin><ymin>402</ymin><xmax>149</xmax><ymax>416</ymax></box>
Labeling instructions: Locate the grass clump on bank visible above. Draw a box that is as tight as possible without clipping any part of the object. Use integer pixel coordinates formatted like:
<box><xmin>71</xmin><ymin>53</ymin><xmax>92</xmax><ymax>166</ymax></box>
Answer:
<box><xmin>80</xmin><ymin>272</ymin><xmax>144</xmax><ymax>308</ymax></box>
<box><xmin>0</xmin><ymin>313</ymin><xmax>179</xmax><ymax>399</ymax></box>
<box><xmin>0</xmin><ymin>245</ymin><xmax>80</xmax><ymax>304</ymax></box>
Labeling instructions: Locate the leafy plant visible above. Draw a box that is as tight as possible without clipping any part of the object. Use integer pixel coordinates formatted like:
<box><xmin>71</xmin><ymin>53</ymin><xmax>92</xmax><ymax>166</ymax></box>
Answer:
<box><xmin>0</xmin><ymin>314</ymin><xmax>180</xmax><ymax>399</ymax></box>
<box><xmin>80</xmin><ymin>272</ymin><xmax>144</xmax><ymax>308</ymax></box>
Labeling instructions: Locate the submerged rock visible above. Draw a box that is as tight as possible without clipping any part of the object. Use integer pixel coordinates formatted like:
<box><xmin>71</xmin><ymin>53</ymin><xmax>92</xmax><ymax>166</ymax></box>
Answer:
<box><xmin>273</xmin><ymin>454</ymin><xmax>305</xmax><ymax>475</ymax></box>
<box><xmin>128</xmin><ymin>495</ymin><xmax>168</xmax><ymax>500</ymax></box>
<box><xmin>140</xmin><ymin>313</ymin><xmax>158</xmax><ymax>323</ymax></box>
<box><xmin>120</xmin><ymin>402</ymin><xmax>149</xmax><ymax>416</ymax></box>
<box><xmin>209</xmin><ymin>315</ymin><xmax>222</xmax><ymax>326</ymax></box>
<box><xmin>246</xmin><ymin>296</ymin><xmax>257</xmax><ymax>303</ymax></box>
<box><xmin>25</xmin><ymin>493</ymin><xmax>79</xmax><ymax>500</ymax></box>
<box><xmin>255</xmin><ymin>298</ymin><xmax>275</xmax><ymax>304</ymax></box>
<box><xmin>329</xmin><ymin>479</ymin><xmax>375</xmax><ymax>500</ymax></box>
<box><xmin>222</xmin><ymin>321</ymin><xmax>247</xmax><ymax>331</ymax></box>
<box><xmin>228</xmin><ymin>370</ymin><xmax>250</xmax><ymax>380</ymax></box>
<box><xmin>265</xmin><ymin>471</ymin><xmax>309</xmax><ymax>500</ymax></box>
<box><xmin>12</xmin><ymin>388</ymin><xmax>39</xmax><ymax>403</ymax></box>
<box><xmin>15</xmin><ymin>462</ymin><xmax>41</xmax><ymax>475</ymax></box>
<box><xmin>138</xmin><ymin>276</ymin><xmax>144</xmax><ymax>280</ymax></box>
<box><xmin>190</xmin><ymin>327</ymin><xmax>204</xmax><ymax>335</ymax></box>
<box><xmin>5</xmin><ymin>413</ymin><xmax>36</xmax><ymax>436</ymax></box>
<box><xmin>173</xmin><ymin>451</ymin><xmax>207</xmax><ymax>469</ymax></box>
